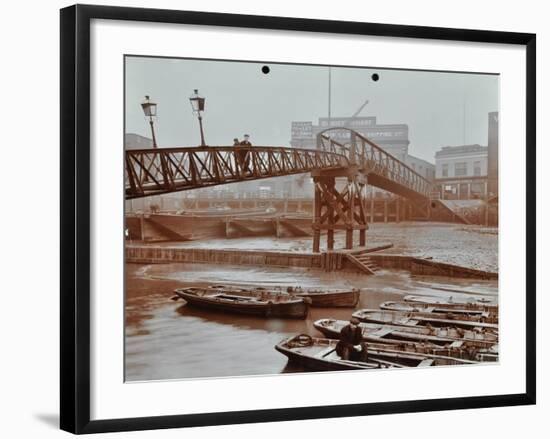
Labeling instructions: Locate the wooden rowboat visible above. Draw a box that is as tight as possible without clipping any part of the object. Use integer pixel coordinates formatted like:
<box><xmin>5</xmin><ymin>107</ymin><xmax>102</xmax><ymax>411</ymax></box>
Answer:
<box><xmin>404</xmin><ymin>295</ymin><xmax>498</xmax><ymax>311</ymax></box>
<box><xmin>276</xmin><ymin>334</ymin><xmax>478</xmax><ymax>371</ymax></box>
<box><xmin>352</xmin><ymin>309</ymin><xmax>499</xmax><ymax>330</ymax></box>
<box><xmin>379</xmin><ymin>300</ymin><xmax>498</xmax><ymax>320</ymax></box>
<box><xmin>275</xmin><ymin>335</ymin><xmax>395</xmax><ymax>371</ymax></box>
<box><xmin>364</xmin><ymin>342</ymin><xmax>478</xmax><ymax>366</ymax></box>
<box><xmin>286</xmin><ymin>286</ymin><xmax>360</xmax><ymax>308</ymax></box>
<box><xmin>314</xmin><ymin>318</ymin><xmax>498</xmax><ymax>348</ymax></box>
<box><xmin>173</xmin><ymin>287</ymin><xmax>309</xmax><ymax>319</ymax></box>
<box><xmin>313</xmin><ymin>319</ymin><xmax>497</xmax><ymax>360</ymax></box>
<box><xmin>208</xmin><ymin>284</ymin><xmax>360</xmax><ymax>308</ymax></box>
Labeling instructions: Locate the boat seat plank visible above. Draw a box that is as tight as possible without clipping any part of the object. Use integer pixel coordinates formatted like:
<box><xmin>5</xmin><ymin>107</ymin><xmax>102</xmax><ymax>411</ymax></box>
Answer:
<box><xmin>370</xmin><ymin>327</ymin><xmax>396</xmax><ymax>338</ymax></box>
<box><xmin>216</xmin><ymin>294</ymin><xmax>257</xmax><ymax>302</ymax></box>
<box><xmin>398</xmin><ymin>318</ymin><xmax>419</xmax><ymax>325</ymax></box>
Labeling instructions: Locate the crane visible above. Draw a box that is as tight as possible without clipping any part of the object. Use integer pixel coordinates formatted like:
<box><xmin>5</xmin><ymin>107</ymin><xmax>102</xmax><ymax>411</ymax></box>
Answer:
<box><xmin>343</xmin><ymin>98</ymin><xmax>370</xmax><ymax>126</ymax></box>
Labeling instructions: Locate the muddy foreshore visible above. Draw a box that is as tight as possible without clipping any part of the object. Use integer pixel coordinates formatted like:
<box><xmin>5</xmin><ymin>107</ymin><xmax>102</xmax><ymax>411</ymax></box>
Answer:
<box><xmin>125</xmin><ymin>262</ymin><xmax>498</xmax><ymax>381</ymax></box>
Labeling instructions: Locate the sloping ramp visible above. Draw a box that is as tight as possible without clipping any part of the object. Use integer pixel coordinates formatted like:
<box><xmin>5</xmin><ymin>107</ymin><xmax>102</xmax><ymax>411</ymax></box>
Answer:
<box><xmin>276</xmin><ymin>219</ymin><xmax>312</xmax><ymax>237</ymax></box>
<box><xmin>144</xmin><ymin>217</ymin><xmax>192</xmax><ymax>241</ymax></box>
<box><xmin>435</xmin><ymin>199</ymin><xmax>486</xmax><ymax>225</ymax></box>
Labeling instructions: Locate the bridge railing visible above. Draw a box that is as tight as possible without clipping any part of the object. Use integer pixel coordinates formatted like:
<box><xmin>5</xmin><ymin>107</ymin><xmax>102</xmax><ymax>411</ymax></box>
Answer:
<box><xmin>125</xmin><ymin>145</ymin><xmax>348</xmax><ymax>199</ymax></box>
<box><xmin>318</xmin><ymin>128</ymin><xmax>432</xmax><ymax>198</ymax></box>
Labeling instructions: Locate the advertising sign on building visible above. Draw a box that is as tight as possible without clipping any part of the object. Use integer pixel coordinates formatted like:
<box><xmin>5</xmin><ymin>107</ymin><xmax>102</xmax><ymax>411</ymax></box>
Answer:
<box><xmin>318</xmin><ymin>116</ymin><xmax>377</xmax><ymax>128</ymax></box>
<box><xmin>291</xmin><ymin>121</ymin><xmax>313</xmax><ymax>139</ymax></box>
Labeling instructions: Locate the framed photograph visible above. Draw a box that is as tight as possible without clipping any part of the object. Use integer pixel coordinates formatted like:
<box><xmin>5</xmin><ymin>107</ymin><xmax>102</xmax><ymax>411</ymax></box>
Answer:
<box><xmin>60</xmin><ymin>4</ymin><xmax>536</xmax><ymax>434</ymax></box>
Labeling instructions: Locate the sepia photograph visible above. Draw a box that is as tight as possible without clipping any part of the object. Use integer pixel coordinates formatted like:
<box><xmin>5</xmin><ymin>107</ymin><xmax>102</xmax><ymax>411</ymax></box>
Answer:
<box><xmin>124</xmin><ymin>56</ymin><xmax>499</xmax><ymax>382</ymax></box>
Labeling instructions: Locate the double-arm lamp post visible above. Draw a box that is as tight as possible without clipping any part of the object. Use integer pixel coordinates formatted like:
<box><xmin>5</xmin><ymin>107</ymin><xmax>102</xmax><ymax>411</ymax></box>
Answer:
<box><xmin>189</xmin><ymin>89</ymin><xmax>206</xmax><ymax>146</ymax></box>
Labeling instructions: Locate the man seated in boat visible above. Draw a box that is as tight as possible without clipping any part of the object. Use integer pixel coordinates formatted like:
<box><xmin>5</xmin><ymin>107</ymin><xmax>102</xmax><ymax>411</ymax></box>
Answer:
<box><xmin>336</xmin><ymin>317</ymin><xmax>368</xmax><ymax>362</ymax></box>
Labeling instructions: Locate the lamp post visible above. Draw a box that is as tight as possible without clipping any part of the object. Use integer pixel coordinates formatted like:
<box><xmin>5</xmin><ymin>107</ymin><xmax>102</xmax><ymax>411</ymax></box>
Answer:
<box><xmin>189</xmin><ymin>89</ymin><xmax>206</xmax><ymax>146</ymax></box>
<box><xmin>140</xmin><ymin>95</ymin><xmax>171</xmax><ymax>190</ymax></box>
<box><xmin>141</xmin><ymin>95</ymin><xmax>158</xmax><ymax>148</ymax></box>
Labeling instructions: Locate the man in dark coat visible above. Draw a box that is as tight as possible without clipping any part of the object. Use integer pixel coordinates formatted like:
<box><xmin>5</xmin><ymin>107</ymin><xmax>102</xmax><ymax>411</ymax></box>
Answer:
<box><xmin>239</xmin><ymin>134</ymin><xmax>252</xmax><ymax>146</ymax></box>
<box><xmin>336</xmin><ymin>317</ymin><xmax>368</xmax><ymax>362</ymax></box>
<box><xmin>235</xmin><ymin>136</ymin><xmax>251</xmax><ymax>174</ymax></box>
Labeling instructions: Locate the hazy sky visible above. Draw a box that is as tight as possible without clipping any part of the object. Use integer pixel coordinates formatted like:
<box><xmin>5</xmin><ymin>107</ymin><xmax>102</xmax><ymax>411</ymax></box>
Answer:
<box><xmin>125</xmin><ymin>56</ymin><xmax>499</xmax><ymax>163</ymax></box>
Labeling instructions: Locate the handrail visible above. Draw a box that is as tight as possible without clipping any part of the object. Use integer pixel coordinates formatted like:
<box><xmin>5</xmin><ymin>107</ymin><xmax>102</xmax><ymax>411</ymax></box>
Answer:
<box><xmin>125</xmin><ymin>145</ymin><xmax>348</xmax><ymax>199</ymax></box>
<box><xmin>125</xmin><ymin>129</ymin><xmax>432</xmax><ymax>199</ymax></box>
<box><xmin>318</xmin><ymin>127</ymin><xmax>430</xmax><ymax>183</ymax></box>
<box><xmin>318</xmin><ymin>127</ymin><xmax>432</xmax><ymax>198</ymax></box>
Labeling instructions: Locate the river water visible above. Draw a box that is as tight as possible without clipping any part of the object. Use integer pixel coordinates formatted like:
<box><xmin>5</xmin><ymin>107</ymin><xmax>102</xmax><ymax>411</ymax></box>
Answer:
<box><xmin>125</xmin><ymin>261</ymin><xmax>498</xmax><ymax>382</ymax></box>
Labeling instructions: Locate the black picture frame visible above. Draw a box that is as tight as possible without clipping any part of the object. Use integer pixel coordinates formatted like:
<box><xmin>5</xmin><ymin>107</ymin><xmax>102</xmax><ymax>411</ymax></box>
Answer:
<box><xmin>60</xmin><ymin>4</ymin><xmax>536</xmax><ymax>434</ymax></box>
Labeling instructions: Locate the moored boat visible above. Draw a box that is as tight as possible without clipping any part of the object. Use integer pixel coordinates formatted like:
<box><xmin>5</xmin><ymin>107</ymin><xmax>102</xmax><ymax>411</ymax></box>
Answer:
<box><xmin>380</xmin><ymin>300</ymin><xmax>498</xmax><ymax>320</ymax></box>
<box><xmin>276</xmin><ymin>334</ymin><xmax>478</xmax><ymax>371</ymax></box>
<box><xmin>173</xmin><ymin>287</ymin><xmax>309</xmax><ymax>319</ymax></box>
<box><xmin>364</xmin><ymin>342</ymin><xmax>478</xmax><ymax>366</ymax></box>
<box><xmin>314</xmin><ymin>318</ymin><xmax>498</xmax><ymax>350</ymax></box>
<box><xmin>286</xmin><ymin>286</ymin><xmax>360</xmax><ymax>308</ymax></box>
<box><xmin>352</xmin><ymin>309</ymin><xmax>499</xmax><ymax>330</ymax></box>
<box><xmin>313</xmin><ymin>319</ymin><xmax>498</xmax><ymax>361</ymax></box>
<box><xmin>404</xmin><ymin>295</ymin><xmax>498</xmax><ymax>311</ymax></box>
<box><xmin>275</xmin><ymin>334</ymin><xmax>395</xmax><ymax>371</ymax></box>
<box><xmin>207</xmin><ymin>284</ymin><xmax>360</xmax><ymax>308</ymax></box>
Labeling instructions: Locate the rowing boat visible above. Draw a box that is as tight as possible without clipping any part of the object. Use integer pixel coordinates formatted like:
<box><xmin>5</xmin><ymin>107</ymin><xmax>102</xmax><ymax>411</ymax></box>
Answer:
<box><xmin>275</xmin><ymin>335</ymin><xmax>395</xmax><ymax>371</ymax></box>
<box><xmin>364</xmin><ymin>342</ymin><xmax>478</xmax><ymax>366</ymax></box>
<box><xmin>286</xmin><ymin>286</ymin><xmax>360</xmax><ymax>307</ymax></box>
<box><xmin>208</xmin><ymin>284</ymin><xmax>360</xmax><ymax>308</ymax></box>
<box><xmin>380</xmin><ymin>300</ymin><xmax>498</xmax><ymax>320</ymax></box>
<box><xmin>404</xmin><ymin>295</ymin><xmax>498</xmax><ymax>311</ymax></box>
<box><xmin>313</xmin><ymin>319</ymin><xmax>497</xmax><ymax>360</ymax></box>
<box><xmin>314</xmin><ymin>318</ymin><xmax>498</xmax><ymax>348</ymax></box>
<box><xmin>173</xmin><ymin>287</ymin><xmax>309</xmax><ymax>319</ymax></box>
<box><xmin>352</xmin><ymin>309</ymin><xmax>499</xmax><ymax>330</ymax></box>
<box><xmin>275</xmin><ymin>334</ymin><xmax>478</xmax><ymax>371</ymax></box>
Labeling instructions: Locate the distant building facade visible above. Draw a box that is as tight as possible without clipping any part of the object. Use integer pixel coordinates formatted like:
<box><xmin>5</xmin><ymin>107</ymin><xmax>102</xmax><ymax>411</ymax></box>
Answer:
<box><xmin>407</xmin><ymin>155</ymin><xmax>436</xmax><ymax>182</ymax></box>
<box><xmin>487</xmin><ymin>112</ymin><xmax>499</xmax><ymax>198</ymax></box>
<box><xmin>434</xmin><ymin>144</ymin><xmax>488</xmax><ymax>199</ymax></box>
<box><xmin>290</xmin><ymin>116</ymin><xmax>435</xmax><ymax>182</ymax></box>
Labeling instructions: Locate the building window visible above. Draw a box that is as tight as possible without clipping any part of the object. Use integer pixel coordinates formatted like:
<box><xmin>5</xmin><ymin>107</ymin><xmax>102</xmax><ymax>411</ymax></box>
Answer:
<box><xmin>455</xmin><ymin>162</ymin><xmax>468</xmax><ymax>176</ymax></box>
<box><xmin>442</xmin><ymin>164</ymin><xmax>448</xmax><ymax>177</ymax></box>
<box><xmin>471</xmin><ymin>182</ymin><xmax>484</xmax><ymax>198</ymax></box>
<box><xmin>474</xmin><ymin>161</ymin><xmax>481</xmax><ymax>176</ymax></box>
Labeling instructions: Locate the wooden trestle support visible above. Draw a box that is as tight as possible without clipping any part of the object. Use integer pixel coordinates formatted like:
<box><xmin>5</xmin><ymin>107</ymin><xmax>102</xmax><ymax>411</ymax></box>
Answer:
<box><xmin>312</xmin><ymin>175</ymin><xmax>369</xmax><ymax>252</ymax></box>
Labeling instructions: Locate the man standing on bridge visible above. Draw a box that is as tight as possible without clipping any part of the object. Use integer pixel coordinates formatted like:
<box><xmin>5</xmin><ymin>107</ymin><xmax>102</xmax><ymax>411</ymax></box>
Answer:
<box><xmin>239</xmin><ymin>134</ymin><xmax>252</xmax><ymax>146</ymax></box>
<box><xmin>236</xmin><ymin>134</ymin><xmax>252</xmax><ymax>175</ymax></box>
